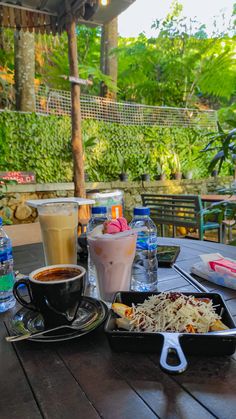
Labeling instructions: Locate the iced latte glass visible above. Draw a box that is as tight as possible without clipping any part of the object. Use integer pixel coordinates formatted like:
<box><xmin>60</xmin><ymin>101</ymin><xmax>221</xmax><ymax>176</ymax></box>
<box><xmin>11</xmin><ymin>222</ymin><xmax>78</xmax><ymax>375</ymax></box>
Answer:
<box><xmin>87</xmin><ymin>233</ymin><xmax>137</xmax><ymax>303</ymax></box>
<box><xmin>38</xmin><ymin>202</ymin><xmax>78</xmax><ymax>265</ymax></box>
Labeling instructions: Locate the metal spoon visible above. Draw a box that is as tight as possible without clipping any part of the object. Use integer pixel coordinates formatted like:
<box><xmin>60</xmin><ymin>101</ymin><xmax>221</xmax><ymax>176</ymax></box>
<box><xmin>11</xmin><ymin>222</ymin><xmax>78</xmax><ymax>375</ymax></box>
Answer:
<box><xmin>6</xmin><ymin>311</ymin><xmax>98</xmax><ymax>342</ymax></box>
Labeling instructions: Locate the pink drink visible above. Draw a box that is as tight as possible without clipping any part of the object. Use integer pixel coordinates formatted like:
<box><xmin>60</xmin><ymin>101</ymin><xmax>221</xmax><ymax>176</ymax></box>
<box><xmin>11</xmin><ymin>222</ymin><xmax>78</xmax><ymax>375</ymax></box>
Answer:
<box><xmin>87</xmin><ymin>233</ymin><xmax>137</xmax><ymax>302</ymax></box>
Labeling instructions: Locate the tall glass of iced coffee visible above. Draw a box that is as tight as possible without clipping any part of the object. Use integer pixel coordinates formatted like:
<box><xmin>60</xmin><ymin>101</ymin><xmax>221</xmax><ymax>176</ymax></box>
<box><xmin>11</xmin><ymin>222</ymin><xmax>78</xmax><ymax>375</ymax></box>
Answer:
<box><xmin>38</xmin><ymin>202</ymin><xmax>78</xmax><ymax>265</ymax></box>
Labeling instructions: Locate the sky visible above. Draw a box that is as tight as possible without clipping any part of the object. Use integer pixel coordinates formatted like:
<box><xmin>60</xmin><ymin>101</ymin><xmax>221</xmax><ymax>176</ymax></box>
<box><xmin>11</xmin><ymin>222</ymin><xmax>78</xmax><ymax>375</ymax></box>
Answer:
<box><xmin>118</xmin><ymin>0</ymin><xmax>235</xmax><ymax>37</ymax></box>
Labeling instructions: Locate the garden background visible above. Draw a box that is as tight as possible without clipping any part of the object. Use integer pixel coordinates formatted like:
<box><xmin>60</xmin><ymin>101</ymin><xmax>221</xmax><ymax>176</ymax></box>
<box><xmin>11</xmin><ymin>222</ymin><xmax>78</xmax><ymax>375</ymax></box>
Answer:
<box><xmin>0</xmin><ymin>1</ymin><xmax>235</xmax><ymax>183</ymax></box>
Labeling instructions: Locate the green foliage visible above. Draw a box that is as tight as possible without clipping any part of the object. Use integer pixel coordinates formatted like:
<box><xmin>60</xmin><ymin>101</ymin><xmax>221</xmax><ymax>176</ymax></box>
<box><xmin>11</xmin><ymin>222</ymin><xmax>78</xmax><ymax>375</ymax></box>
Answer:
<box><xmin>116</xmin><ymin>10</ymin><xmax>235</xmax><ymax>107</ymax></box>
<box><xmin>83</xmin><ymin>121</ymin><xmax>210</xmax><ymax>181</ymax></box>
<box><xmin>37</xmin><ymin>26</ymin><xmax>115</xmax><ymax>95</ymax></box>
<box><xmin>218</xmin><ymin>103</ymin><xmax>236</xmax><ymax>129</ymax></box>
<box><xmin>0</xmin><ymin>111</ymin><xmax>232</xmax><ymax>183</ymax></box>
<box><xmin>0</xmin><ymin>111</ymin><xmax>73</xmax><ymax>182</ymax></box>
<box><xmin>200</xmin><ymin>122</ymin><xmax>236</xmax><ymax>176</ymax></box>
<box><xmin>117</xmin><ymin>151</ymin><xmax>129</xmax><ymax>174</ymax></box>
<box><xmin>0</xmin><ymin>29</ymin><xmax>14</xmax><ymax>69</ymax></box>
<box><xmin>1</xmin><ymin>6</ymin><xmax>235</xmax><ymax>114</ymax></box>
<box><xmin>82</xmin><ymin>132</ymin><xmax>98</xmax><ymax>172</ymax></box>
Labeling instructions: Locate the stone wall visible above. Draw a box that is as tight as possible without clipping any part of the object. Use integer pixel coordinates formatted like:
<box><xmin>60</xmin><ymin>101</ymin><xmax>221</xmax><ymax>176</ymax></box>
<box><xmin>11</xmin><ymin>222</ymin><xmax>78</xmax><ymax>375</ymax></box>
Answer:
<box><xmin>1</xmin><ymin>176</ymin><xmax>233</xmax><ymax>224</ymax></box>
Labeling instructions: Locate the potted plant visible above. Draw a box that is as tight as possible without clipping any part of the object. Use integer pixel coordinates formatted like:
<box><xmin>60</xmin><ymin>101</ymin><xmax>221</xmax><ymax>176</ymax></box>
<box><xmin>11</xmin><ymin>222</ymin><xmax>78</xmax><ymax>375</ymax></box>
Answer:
<box><xmin>184</xmin><ymin>170</ymin><xmax>193</xmax><ymax>180</ymax></box>
<box><xmin>200</xmin><ymin>122</ymin><xmax>236</xmax><ymax>179</ymax></box>
<box><xmin>170</xmin><ymin>152</ymin><xmax>182</xmax><ymax>180</ymax></box>
<box><xmin>155</xmin><ymin>150</ymin><xmax>171</xmax><ymax>180</ymax></box>
<box><xmin>178</xmin><ymin>129</ymin><xmax>201</xmax><ymax>180</ymax></box>
<box><xmin>141</xmin><ymin>173</ymin><xmax>150</xmax><ymax>181</ymax></box>
<box><xmin>182</xmin><ymin>152</ymin><xmax>195</xmax><ymax>179</ymax></box>
<box><xmin>156</xmin><ymin>163</ymin><xmax>166</xmax><ymax>180</ymax></box>
<box><xmin>182</xmin><ymin>158</ymin><xmax>195</xmax><ymax>179</ymax></box>
<box><xmin>140</xmin><ymin>150</ymin><xmax>151</xmax><ymax>181</ymax></box>
<box><xmin>117</xmin><ymin>151</ymin><xmax>129</xmax><ymax>181</ymax></box>
<box><xmin>211</xmin><ymin>169</ymin><xmax>218</xmax><ymax>178</ymax></box>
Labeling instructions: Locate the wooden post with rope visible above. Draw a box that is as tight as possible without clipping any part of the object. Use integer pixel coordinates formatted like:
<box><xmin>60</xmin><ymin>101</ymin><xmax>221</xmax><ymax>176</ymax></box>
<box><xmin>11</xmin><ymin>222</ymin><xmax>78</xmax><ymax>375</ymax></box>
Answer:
<box><xmin>66</xmin><ymin>4</ymin><xmax>85</xmax><ymax>199</ymax></box>
<box><xmin>66</xmin><ymin>3</ymin><xmax>89</xmax><ymax>231</ymax></box>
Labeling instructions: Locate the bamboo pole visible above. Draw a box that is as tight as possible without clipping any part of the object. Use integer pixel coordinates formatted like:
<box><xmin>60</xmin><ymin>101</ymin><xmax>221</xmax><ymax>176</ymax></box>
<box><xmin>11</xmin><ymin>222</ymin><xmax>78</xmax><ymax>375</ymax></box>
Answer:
<box><xmin>66</xmin><ymin>17</ymin><xmax>85</xmax><ymax>198</ymax></box>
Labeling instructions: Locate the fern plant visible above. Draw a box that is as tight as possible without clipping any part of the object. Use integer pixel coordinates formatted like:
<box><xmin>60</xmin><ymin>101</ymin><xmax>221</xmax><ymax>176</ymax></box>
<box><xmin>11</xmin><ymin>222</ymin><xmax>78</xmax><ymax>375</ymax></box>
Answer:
<box><xmin>201</xmin><ymin>122</ymin><xmax>236</xmax><ymax>178</ymax></box>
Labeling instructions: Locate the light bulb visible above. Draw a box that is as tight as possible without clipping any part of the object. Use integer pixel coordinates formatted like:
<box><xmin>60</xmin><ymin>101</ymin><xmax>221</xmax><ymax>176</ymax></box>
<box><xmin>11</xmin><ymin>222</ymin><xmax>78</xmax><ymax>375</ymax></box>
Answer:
<box><xmin>100</xmin><ymin>0</ymin><xmax>108</xmax><ymax>6</ymax></box>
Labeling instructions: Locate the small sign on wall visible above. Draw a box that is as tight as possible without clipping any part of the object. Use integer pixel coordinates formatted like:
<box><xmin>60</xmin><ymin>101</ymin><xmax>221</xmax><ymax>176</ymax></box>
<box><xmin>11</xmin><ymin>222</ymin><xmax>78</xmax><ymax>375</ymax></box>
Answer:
<box><xmin>0</xmin><ymin>171</ymin><xmax>36</xmax><ymax>184</ymax></box>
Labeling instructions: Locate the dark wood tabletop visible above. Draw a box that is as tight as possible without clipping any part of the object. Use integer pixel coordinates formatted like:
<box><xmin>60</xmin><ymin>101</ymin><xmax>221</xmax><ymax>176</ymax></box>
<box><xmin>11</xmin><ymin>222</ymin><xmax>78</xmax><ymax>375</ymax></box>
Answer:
<box><xmin>1</xmin><ymin>238</ymin><xmax>236</xmax><ymax>419</ymax></box>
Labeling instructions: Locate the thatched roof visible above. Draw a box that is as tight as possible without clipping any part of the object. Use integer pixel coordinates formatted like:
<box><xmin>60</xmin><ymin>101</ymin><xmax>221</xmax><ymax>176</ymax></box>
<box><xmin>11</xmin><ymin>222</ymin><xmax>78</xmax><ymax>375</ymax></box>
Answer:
<box><xmin>0</xmin><ymin>0</ymin><xmax>135</xmax><ymax>34</ymax></box>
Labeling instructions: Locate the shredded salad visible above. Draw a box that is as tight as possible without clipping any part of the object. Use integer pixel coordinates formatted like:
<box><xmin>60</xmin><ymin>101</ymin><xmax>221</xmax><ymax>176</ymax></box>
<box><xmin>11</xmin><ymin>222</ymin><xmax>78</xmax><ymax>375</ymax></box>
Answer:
<box><xmin>112</xmin><ymin>292</ymin><xmax>228</xmax><ymax>333</ymax></box>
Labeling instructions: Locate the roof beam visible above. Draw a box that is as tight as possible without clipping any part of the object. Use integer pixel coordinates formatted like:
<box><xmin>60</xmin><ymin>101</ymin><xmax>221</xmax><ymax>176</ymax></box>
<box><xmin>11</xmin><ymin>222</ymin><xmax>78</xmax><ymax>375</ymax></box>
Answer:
<box><xmin>0</xmin><ymin>2</ymin><xmax>57</xmax><ymax>16</ymax></box>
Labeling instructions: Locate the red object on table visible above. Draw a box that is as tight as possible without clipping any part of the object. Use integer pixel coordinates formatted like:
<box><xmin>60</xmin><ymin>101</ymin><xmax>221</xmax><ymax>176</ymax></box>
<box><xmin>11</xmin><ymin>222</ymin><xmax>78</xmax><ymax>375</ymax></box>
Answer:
<box><xmin>209</xmin><ymin>258</ymin><xmax>236</xmax><ymax>276</ymax></box>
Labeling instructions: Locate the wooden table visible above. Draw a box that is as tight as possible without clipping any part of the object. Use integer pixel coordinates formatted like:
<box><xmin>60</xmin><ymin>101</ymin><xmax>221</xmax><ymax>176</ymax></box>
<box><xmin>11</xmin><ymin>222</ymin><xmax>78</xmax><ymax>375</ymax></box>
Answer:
<box><xmin>201</xmin><ymin>194</ymin><xmax>236</xmax><ymax>204</ymax></box>
<box><xmin>1</xmin><ymin>238</ymin><xmax>236</xmax><ymax>419</ymax></box>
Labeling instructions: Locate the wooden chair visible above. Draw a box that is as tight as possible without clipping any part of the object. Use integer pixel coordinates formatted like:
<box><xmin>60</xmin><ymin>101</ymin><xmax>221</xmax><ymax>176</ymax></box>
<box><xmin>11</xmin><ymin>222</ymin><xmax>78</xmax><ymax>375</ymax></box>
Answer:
<box><xmin>141</xmin><ymin>194</ymin><xmax>223</xmax><ymax>242</ymax></box>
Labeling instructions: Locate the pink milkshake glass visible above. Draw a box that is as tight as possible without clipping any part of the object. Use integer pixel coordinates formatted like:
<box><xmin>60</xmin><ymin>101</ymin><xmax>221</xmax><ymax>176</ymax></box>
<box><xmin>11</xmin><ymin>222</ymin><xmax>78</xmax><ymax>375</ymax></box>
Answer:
<box><xmin>87</xmin><ymin>233</ymin><xmax>137</xmax><ymax>303</ymax></box>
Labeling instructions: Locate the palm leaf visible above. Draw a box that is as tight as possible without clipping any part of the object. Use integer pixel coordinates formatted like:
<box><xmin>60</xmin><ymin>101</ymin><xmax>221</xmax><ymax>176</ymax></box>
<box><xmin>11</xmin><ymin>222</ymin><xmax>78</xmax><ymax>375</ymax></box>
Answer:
<box><xmin>198</xmin><ymin>50</ymin><xmax>236</xmax><ymax>99</ymax></box>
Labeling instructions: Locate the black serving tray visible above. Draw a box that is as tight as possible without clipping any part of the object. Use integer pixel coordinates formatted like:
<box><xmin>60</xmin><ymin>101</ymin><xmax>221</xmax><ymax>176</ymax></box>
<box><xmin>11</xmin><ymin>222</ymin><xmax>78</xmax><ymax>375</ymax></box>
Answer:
<box><xmin>104</xmin><ymin>291</ymin><xmax>236</xmax><ymax>374</ymax></box>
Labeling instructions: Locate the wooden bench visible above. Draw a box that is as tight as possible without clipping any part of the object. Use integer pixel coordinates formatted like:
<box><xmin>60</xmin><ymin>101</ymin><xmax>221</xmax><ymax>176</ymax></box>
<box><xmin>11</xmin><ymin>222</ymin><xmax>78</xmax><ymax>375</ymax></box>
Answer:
<box><xmin>141</xmin><ymin>194</ymin><xmax>223</xmax><ymax>242</ymax></box>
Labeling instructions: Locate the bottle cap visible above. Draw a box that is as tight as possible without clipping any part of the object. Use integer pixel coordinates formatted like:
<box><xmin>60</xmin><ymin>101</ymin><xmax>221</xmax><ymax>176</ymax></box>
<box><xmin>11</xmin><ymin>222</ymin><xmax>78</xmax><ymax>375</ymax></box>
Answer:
<box><xmin>133</xmin><ymin>207</ymin><xmax>150</xmax><ymax>216</ymax></box>
<box><xmin>0</xmin><ymin>217</ymin><xmax>2</xmax><ymax>226</ymax></box>
<box><xmin>91</xmin><ymin>206</ymin><xmax>107</xmax><ymax>215</ymax></box>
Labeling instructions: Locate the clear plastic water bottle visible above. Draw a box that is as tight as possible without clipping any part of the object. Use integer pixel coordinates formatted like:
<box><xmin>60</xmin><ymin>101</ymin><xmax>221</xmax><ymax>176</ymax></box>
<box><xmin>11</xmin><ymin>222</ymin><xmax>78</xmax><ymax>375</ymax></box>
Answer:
<box><xmin>86</xmin><ymin>207</ymin><xmax>108</xmax><ymax>287</ymax></box>
<box><xmin>129</xmin><ymin>207</ymin><xmax>158</xmax><ymax>291</ymax></box>
<box><xmin>0</xmin><ymin>217</ymin><xmax>16</xmax><ymax>312</ymax></box>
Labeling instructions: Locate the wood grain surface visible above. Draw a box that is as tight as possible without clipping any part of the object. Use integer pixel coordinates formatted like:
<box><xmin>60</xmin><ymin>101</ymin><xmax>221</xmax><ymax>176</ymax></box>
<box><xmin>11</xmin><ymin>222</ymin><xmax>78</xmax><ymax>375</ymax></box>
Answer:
<box><xmin>1</xmin><ymin>238</ymin><xmax>236</xmax><ymax>419</ymax></box>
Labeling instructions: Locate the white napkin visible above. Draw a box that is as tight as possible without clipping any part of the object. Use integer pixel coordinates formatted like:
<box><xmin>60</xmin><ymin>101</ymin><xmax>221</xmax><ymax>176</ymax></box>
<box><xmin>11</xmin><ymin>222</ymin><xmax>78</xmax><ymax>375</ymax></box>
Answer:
<box><xmin>191</xmin><ymin>253</ymin><xmax>236</xmax><ymax>290</ymax></box>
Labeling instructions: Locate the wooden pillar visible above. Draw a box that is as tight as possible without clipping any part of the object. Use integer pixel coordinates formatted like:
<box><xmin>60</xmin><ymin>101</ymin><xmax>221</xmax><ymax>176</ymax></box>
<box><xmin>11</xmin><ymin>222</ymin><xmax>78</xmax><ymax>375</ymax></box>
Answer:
<box><xmin>66</xmin><ymin>18</ymin><xmax>85</xmax><ymax>198</ymax></box>
<box><xmin>14</xmin><ymin>30</ymin><xmax>36</xmax><ymax>112</ymax></box>
<box><xmin>100</xmin><ymin>17</ymin><xmax>118</xmax><ymax>99</ymax></box>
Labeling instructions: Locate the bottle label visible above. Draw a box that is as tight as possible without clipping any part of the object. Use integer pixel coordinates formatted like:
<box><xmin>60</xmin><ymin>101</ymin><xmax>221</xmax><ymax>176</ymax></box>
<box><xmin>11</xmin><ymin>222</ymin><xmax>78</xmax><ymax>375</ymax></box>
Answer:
<box><xmin>111</xmin><ymin>205</ymin><xmax>123</xmax><ymax>219</ymax></box>
<box><xmin>0</xmin><ymin>248</ymin><xmax>13</xmax><ymax>263</ymax></box>
<box><xmin>0</xmin><ymin>272</ymin><xmax>14</xmax><ymax>291</ymax></box>
<box><xmin>136</xmin><ymin>233</ymin><xmax>157</xmax><ymax>251</ymax></box>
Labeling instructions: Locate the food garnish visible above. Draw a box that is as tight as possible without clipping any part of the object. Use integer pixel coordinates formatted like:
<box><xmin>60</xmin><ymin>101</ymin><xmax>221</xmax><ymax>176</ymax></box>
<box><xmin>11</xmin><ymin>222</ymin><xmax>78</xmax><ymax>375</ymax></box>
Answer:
<box><xmin>88</xmin><ymin>217</ymin><xmax>131</xmax><ymax>238</ymax></box>
<box><xmin>103</xmin><ymin>217</ymin><xmax>130</xmax><ymax>234</ymax></box>
<box><xmin>112</xmin><ymin>292</ymin><xmax>229</xmax><ymax>333</ymax></box>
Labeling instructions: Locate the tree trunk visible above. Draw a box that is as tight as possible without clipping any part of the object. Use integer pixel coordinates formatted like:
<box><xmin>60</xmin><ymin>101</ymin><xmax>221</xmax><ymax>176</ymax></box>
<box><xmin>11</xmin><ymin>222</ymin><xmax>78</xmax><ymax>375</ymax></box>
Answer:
<box><xmin>100</xmin><ymin>17</ymin><xmax>118</xmax><ymax>99</ymax></box>
<box><xmin>67</xmin><ymin>19</ymin><xmax>85</xmax><ymax>198</ymax></box>
<box><xmin>0</xmin><ymin>28</ymin><xmax>4</xmax><ymax>50</ymax></box>
<box><xmin>14</xmin><ymin>30</ymin><xmax>35</xmax><ymax>112</ymax></box>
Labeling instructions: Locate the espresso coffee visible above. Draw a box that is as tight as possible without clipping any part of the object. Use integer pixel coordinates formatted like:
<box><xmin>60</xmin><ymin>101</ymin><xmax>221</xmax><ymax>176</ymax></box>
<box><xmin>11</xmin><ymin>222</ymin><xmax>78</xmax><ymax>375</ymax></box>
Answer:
<box><xmin>13</xmin><ymin>264</ymin><xmax>86</xmax><ymax>328</ymax></box>
<box><xmin>34</xmin><ymin>268</ymin><xmax>81</xmax><ymax>282</ymax></box>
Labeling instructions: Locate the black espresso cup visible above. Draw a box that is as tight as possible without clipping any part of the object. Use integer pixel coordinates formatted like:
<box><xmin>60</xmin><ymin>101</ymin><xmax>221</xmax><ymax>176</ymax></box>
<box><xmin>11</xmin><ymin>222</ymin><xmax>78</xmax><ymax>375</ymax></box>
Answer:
<box><xmin>13</xmin><ymin>264</ymin><xmax>86</xmax><ymax>328</ymax></box>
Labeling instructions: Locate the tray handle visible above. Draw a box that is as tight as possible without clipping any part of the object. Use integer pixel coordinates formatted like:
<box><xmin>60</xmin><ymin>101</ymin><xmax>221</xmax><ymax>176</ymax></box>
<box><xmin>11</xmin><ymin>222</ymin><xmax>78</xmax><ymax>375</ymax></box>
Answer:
<box><xmin>159</xmin><ymin>332</ymin><xmax>188</xmax><ymax>374</ymax></box>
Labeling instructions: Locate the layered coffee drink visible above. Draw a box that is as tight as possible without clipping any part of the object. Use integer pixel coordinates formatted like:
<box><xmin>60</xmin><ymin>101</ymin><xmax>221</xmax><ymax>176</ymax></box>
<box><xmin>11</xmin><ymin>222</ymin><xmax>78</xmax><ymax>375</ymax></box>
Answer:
<box><xmin>38</xmin><ymin>203</ymin><xmax>78</xmax><ymax>265</ymax></box>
